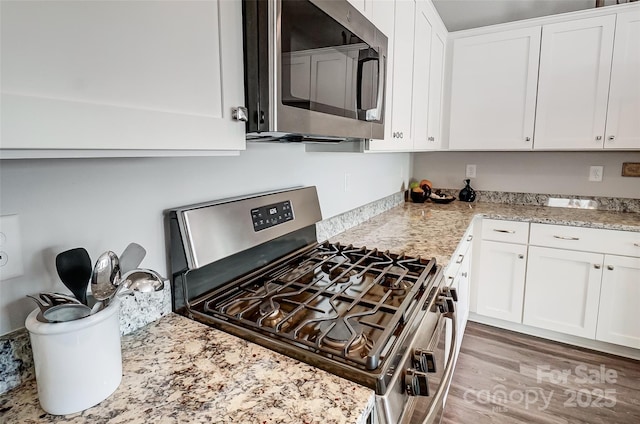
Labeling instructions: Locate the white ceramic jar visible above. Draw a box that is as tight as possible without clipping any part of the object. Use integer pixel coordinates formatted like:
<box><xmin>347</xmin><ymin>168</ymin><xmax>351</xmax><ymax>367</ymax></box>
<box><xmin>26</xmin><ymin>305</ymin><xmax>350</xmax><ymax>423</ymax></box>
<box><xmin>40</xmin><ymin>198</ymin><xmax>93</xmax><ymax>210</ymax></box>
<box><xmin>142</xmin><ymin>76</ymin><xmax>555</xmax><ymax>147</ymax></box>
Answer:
<box><xmin>25</xmin><ymin>298</ymin><xmax>122</xmax><ymax>415</ymax></box>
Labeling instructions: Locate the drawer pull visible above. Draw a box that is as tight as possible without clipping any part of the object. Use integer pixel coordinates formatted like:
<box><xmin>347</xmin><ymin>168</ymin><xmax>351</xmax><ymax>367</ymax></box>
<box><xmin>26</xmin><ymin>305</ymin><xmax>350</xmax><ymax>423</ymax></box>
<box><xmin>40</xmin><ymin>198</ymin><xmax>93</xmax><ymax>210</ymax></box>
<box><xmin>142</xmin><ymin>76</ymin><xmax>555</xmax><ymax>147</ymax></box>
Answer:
<box><xmin>466</xmin><ymin>235</ymin><xmax>473</xmax><ymax>242</ymax></box>
<box><xmin>456</xmin><ymin>255</ymin><xmax>464</xmax><ymax>264</ymax></box>
<box><xmin>594</xmin><ymin>264</ymin><xmax>601</xmax><ymax>269</ymax></box>
<box><xmin>607</xmin><ymin>265</ymin><xmax>614</xmax><ymax>271</ymax></box>
<box><xmin>493</xmin><ymin>229</ymin><xmax>515</xmax><ymax>234</ymax></box>
<box><xmin>518</xmin><ymin>254</ymin><xmax>524</xmax><ymax>259</ymax></box>
<box><xmin>461</xmin><ymin>272</ymin><xmax>468</xmax><ymax>278</ymax></box>
<box><xmin>553</xmin><ymin>235</ymin><xmax>580</xmax><ymax>241</ymax></box>
<box><xmin>634</xmin><ymin>243</ymin><xmax>640</xmax><ymax>248</ymax></box>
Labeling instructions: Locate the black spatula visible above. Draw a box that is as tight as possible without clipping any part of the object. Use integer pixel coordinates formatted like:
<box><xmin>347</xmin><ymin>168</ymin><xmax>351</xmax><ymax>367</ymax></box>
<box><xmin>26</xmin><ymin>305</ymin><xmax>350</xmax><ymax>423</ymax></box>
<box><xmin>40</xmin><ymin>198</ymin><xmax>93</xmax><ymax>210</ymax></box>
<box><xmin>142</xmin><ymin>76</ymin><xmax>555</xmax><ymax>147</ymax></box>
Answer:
<box><xmin>55</xmin><ymin>247</ymin><xmax>92</xmax><ymax>305</ymax></box>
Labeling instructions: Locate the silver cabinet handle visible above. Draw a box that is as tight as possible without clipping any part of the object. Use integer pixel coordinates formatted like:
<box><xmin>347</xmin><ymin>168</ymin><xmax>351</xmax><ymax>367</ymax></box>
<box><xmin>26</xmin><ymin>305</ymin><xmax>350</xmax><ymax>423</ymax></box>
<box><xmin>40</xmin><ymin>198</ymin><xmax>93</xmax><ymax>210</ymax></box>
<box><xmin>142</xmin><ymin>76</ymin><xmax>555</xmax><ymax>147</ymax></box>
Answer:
<box><xmin>456</xmin><ymin>254</ymin><xmax>464</xmax><ymax>264</ymax></box>
<box><xmin>634</xmin><ymin>243</ymin><xmax>640</xmax><ymax>247</ymax></box>
<box><xmin>461</xmin><ymin>272</ymin><xmax>468</xmax><ymax>278</ymax></box>
<box><xmin>525</xmin><ymin>137</ymin><xmax>531</xmax><ymax>142</ymax></box>
<box><xmin>518</xmin><ymin>254</ymin><xmax>524</xmax><ymax>259</ymax></box>
<box><xmin>607</xmin><ymin>265</ymin><xmax>614</xmax><ymax>271</ymax></box>
<box><xmin>493</xmin><ymin>229</ymin><xmax>515</xmax><ymax>234</ymax></box>
<box><xmin>428</xmin><ymin>136</ymin><xmax>435</xmax><ymax>142</ymax></box>
<box><xmin>466</xmin><ymin>235</ymin><xmax>473</xmax><ymax>242</ymax></box>
<box><xmin>232</xmin><ymin>106</ymin><xmax>248</xmax><ymax>122</ymax></box>
<box><xmin>553</xmin><ymin>235</ymin><xmax>580</xmax><ymax>241</ymax></box>
<box><xmin>594</xmin><ymin>264</ymin><xmax>601</xmax><ymax>269</ymax></box>
<box><xmin>595</xmin><ymin>136</ymin><xmax>602</xmax><ymax>141</ymax></box>
<box><xmin>607</xmin><ymin>135</ymin><xmax>615</xmax><ymax>141</ymax></box>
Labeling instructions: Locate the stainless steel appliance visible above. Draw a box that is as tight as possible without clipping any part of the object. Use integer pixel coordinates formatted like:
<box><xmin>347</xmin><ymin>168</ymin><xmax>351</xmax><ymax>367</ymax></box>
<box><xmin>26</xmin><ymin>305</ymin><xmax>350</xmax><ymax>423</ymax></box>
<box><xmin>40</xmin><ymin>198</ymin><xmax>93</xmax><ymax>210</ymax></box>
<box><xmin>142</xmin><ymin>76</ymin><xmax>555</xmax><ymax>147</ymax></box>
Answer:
<box><xmin>166</xmin><ymin>187</ymin><xmax>458</xmax><ymax>424</ymax></box>
<box><xmin>242</xmin><ymin>0</ymin><xmax>387</xmax><ymax>142</ymax></box>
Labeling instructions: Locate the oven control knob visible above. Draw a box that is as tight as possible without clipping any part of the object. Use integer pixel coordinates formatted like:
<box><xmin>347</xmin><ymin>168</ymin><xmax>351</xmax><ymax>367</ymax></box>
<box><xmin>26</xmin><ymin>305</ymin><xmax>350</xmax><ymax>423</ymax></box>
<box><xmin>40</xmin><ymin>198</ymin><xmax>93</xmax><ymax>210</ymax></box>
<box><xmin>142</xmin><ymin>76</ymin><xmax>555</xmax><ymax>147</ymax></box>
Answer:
<box><xmin>443</xmin><ymin>287</ymin><xmax>458</xmax><ymax>301</ymax></box>
<box><xmin>405</xmin><ymin>368</ymin><xmax>430</xmax><ymax>397</ymax></box>
<box><xmin>413</xmin><ymin>348</ymin><xmax>436</xmax><ymax>373</ymax></box>
<box><xmin>436</xmin><ymin>296</ymin><xmax>456</xmax><ymax>313</ymax></box>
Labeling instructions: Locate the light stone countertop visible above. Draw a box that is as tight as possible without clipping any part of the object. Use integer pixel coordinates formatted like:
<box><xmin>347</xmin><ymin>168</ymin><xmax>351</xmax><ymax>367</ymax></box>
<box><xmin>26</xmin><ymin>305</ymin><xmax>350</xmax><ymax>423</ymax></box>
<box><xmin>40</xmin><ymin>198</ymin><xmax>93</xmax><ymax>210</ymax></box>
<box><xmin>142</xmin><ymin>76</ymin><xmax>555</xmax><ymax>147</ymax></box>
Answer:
<box><xmin>329</xmin><ymin>201</ymin><xmax>640</xmax><ymax>267</ymax></box>
<box><xmin>1</xmin><ymin>199</ymin><xmax>637</xmax><ymax>423</ymax></box>
<box><xmin>0</xmin><ymin>314</ymin><xmax>375</xmax><ymax>424</ymax></box>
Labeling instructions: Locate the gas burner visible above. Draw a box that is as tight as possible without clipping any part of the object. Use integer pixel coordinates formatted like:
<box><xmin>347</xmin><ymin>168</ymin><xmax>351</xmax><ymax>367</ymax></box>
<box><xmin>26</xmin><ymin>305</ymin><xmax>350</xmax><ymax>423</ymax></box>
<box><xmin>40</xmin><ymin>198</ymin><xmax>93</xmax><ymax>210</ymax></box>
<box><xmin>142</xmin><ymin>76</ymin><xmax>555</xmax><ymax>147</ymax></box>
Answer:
<box><xmin>319</xmin><ymin>320</ymin><xmax>368</xmax><ymax>352</ymax></box>
<box><xmin>380</xmin><ymin>277</ymin><xmax>412</xmax><ymax>297</ymax></box>
<box><xmin>257</xmin><ymin>300</ymin><xmax>284</xmax><ymax>326</ymax></box>
<box><xmin>319</xmin><ymin>263</ymin><xmax>363</xmax><ymax>285</ymax></box>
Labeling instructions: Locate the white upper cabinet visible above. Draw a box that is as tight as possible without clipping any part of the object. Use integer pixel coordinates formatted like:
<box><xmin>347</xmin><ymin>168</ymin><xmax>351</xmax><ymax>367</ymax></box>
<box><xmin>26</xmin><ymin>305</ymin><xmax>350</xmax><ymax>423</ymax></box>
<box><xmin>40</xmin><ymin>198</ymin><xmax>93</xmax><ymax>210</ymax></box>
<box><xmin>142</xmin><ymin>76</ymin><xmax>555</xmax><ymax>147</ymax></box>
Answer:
<box><xmin>604</xmin><ymin>9</ymin><xmax>640</xmax><ymax>149</ymax></box>
<box><xmin>411</xmin><ymin>4</ymin><xmax>434</xmax><ymax>150</ymax></box>
<box><xmin>425</xmin><ymin>30</ymin><xmax>446</xmax><ymax>151</ymax></box>
<box><xmin>1</xmin><ymin>0</ymin><xmax>246</xmax><ymax>154</ymax></box>
<box><xmin>368</xmin><ymin>0</ymin><xmax>416</xmax><ymax>151</ymax></box>
<box><xmin>448</xmin><ymin>27</ymin><xmax>541</xmax><ymax>150</ymax></box>
<box><xmin>534</xmin><ymin>15</ymin><xmax>616</xmax><ymax>150</ymax></box>
<box><xmin>368</xmin><ymin>0</ymin><xmax>446</xmax><ymax>152</ymax></box>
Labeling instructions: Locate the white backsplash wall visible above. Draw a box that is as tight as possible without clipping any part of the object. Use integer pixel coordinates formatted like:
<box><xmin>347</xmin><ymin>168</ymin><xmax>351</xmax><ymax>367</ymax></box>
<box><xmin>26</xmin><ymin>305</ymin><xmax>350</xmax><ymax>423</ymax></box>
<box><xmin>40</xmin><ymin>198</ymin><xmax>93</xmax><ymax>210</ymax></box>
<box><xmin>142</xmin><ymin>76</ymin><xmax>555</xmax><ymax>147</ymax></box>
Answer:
<box><xmin>413</xmin><ymin>151</ymin><xmax>640</xmax><ymax>199</ymax></box>
<box><xmin>0</xmin><ymin>143</ymin><xmax>410</xmax><ymax>334</ymax></box>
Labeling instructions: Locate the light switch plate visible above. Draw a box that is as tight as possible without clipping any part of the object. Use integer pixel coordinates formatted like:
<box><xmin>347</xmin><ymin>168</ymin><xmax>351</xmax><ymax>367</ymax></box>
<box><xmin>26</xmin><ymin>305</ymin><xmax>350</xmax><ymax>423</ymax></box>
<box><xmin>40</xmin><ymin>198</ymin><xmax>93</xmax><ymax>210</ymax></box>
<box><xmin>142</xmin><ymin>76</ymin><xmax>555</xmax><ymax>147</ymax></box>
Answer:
<box><xmin>0</xmin><ymin>215</ymin><xmax>24</xmax><ymax>280</ymax></box>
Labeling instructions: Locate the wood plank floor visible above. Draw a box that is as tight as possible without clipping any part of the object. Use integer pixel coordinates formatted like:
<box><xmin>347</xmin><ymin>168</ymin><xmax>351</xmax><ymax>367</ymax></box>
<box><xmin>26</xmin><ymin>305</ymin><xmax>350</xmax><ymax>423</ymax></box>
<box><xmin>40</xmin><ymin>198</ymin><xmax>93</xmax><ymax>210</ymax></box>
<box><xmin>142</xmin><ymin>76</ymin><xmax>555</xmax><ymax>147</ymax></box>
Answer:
<box><xmin>441</xmin><ymin>322</ymin><xmax>640</xmax><ymax>424</ymax></box>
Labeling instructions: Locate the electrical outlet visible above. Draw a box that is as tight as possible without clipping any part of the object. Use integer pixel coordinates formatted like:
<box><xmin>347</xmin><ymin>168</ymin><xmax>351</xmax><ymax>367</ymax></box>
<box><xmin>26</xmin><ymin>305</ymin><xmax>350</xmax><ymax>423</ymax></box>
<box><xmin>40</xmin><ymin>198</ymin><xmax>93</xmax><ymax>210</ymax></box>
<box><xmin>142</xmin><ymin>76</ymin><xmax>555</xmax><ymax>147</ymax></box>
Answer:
<box><xmin>0</xmin><ymin>215</ymin><xmax>24</xmax><ymax>281</ymax></box>
<box><xmin>344</xmin><ymin>172</ymin><xmax>351</xmax><ymax>192</ymax></box>
<box><xmin>589</xmin><ymin>166</ymin><xmax>604</xmax><ymax>182</ymax></box>
<box><xmin>466</xmin><ymin>164</ymin><xmax>477</xmax><ymax>178</ymax></box>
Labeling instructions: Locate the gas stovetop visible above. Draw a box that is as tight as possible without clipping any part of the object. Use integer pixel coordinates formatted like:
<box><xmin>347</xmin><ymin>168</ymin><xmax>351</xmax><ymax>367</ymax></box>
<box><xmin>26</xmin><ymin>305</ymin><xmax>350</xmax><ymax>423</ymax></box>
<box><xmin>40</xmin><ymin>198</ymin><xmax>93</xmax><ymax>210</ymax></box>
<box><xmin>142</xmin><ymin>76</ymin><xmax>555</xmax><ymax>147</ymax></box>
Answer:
<box><xmin>166</xmin><ymin>187</ymin><xmax>444</xmax><ymax>395</ymax></box>
<box><xmin>193</xmin><ymin>241</ymin><xmax>438</xmax><ymax>371</ymax></box>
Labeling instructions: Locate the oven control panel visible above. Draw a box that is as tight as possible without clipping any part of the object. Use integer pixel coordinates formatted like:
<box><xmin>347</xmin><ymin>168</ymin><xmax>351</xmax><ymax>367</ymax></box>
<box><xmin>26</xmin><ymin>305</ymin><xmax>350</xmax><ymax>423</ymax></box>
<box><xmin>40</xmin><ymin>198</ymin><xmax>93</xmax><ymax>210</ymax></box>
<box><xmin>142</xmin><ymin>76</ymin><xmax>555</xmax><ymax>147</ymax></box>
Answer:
<box><xmin>251</xmin><ymin>200</ymin><xmax>293</xmax><ymax>231</ymax></box>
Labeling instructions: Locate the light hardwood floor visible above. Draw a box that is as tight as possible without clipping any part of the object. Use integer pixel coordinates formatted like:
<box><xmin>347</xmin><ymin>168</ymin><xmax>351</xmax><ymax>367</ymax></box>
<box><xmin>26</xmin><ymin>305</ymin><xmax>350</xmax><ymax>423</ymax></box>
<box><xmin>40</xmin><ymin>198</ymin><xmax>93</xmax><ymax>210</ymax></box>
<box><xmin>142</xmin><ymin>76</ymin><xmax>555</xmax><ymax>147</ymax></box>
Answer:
<box><xmin>441</xmin><ymin>322</ymin><xmax>640</xmax><ymax>424</ymax></box>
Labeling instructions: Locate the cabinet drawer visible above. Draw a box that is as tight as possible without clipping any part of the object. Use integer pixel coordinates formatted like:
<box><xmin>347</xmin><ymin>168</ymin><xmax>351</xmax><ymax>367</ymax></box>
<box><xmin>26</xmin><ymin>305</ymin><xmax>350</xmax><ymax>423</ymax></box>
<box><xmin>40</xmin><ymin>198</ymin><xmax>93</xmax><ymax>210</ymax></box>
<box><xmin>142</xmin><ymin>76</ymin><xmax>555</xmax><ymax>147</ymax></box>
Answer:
<box><xmin>530</xmin><ymin>223</ymin><xmax>640</xmax><ymax>256</ymax></box>
<box><xmin>445</xmin><ymin>225</ymin><xmax>474</xmax><ymax>279</ymax></box>
<box><xmin>481</xmin><ymin>219</ymin><xmax>530</xmax><ymax>244</ymax></box>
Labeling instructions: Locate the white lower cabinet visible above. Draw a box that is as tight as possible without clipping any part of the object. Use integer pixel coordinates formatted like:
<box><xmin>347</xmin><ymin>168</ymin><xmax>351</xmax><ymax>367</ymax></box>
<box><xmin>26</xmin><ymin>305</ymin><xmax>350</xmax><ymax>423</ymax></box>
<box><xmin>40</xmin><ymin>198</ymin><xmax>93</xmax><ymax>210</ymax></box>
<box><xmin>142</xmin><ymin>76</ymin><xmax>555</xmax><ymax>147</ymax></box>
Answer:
<box><xmin>452</xmin><ymin>245</ymin><xmax>472</xmax><ymax>350</ymax></box>
<box><xmin>596</xmin><ymin>255</ymin><xmax>640</xmax><ymax>348</ymax></box>
<box><xmin>476</xmin><ymin>240</ymin><xmax>528</xmax><ymax>323</ymax></box>
<box><xmin>474</xmin><ymin>219</ymin><xmax>640</xmax><ymax>354</ymax></box>
<box><xmin>523</xmin><ymin>246</ymin><xmax>603</xmax><ymax>339</ymax></box>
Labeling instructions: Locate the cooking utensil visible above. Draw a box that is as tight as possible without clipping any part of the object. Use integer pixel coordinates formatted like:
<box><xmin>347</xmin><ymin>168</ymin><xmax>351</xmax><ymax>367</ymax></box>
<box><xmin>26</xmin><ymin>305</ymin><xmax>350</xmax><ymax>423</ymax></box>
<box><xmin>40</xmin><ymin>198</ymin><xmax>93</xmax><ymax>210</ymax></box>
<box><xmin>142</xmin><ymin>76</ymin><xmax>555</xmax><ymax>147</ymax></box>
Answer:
<box><xmin>118</xmin><ymin>242</ymin><xmax>146</xmax><ymax>275</ymax></box>
<box><xmin>42</xmin><ymin>303</ymin><xmax>92</xmax><ymax>323</ymax></box>
<box><xmin>113</xmin><ymin>268</ymin><xmax>164</xmax><ymax>298</ymax></box>
<box><xmin>90</xmin><ymin>251</ymin><xmax>121</xmax><ymax>301</ymax></box>
<box><xmin>39</xmin><ymin>292</ymin><xmax>83</xmax><ymax>306</ymax></box>
<box><xmin>55</xmin><ymin>248</ymin><xmax>92</xmax><ymax>304</ymax></box>
<box><xmin>27</xmin><ymin>294</ymin><xmax>54</xmax><ymax>315</ymax></box>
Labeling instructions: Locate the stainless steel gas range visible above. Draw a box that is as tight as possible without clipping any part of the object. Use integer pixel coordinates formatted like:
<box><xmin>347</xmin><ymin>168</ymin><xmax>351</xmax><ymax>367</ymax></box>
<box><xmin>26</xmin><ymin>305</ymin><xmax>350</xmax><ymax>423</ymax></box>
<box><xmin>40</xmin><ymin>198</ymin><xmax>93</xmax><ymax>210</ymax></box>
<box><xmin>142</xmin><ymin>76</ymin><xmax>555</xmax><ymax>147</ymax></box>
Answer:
<box><xmin>166</xmin><ymin>187</ymin><xmax>458</xmax><ymax>424</ymax></box>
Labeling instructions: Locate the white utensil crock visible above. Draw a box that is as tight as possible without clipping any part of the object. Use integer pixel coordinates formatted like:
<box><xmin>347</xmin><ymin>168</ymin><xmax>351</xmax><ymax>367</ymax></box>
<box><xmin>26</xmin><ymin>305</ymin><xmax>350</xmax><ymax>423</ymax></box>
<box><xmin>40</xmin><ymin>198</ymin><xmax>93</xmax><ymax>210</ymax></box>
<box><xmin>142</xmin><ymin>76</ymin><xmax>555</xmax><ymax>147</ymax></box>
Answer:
<box><xmin>25</xmin><ymin>298</ymin><xmax>122</xmax><ymax>415</ymax></box>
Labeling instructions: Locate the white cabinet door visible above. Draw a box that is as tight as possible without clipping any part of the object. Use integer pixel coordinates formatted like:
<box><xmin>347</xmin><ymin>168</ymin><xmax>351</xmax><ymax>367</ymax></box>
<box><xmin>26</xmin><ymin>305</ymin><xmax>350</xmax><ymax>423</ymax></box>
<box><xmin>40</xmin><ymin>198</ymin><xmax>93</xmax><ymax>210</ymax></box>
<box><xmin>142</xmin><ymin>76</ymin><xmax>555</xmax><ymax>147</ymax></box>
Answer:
<box><xmin>389</xmin><ymin>0</ymin><xmax>416</xmax><ymax>144</ymax></box>
<box><xmin>523</xmin><ymin>247</ymin><xmax>603</xmax><ymax>338</ymax></box>
<box><xmin>448</xmin><ymin>27</ymin><xmax>541</xmax><ymax>150</ymax></box>
<box><xmin>596</xmin><ymin>255</ymin><xmax>640</xmax><ymax>349</ymax></box>
<box><xmin>476</xmin><ymin>241</ymin><xmax>528</xmax><ymax>323</ymax></box>
<box><xmin>1</xmin><ymin>0</ymin><xmax>246</xmax><ymax>152</ymax></box>
<box><xmin>604</xmin><ymin>10</ymin><xmax>640</xmax><ymax>150</ymax></box>
<box><xmin>534</xmin><ymin>15</ymin><xmax>616</xmax><ymax>150</ymax></box>
<box><xmin>425</xmin><ymin>30</ymin><xmax>446</xmax><ymax>151</ymax></box>
<box><xmin>368</xmin><ymin>0</ymin><xmax>415</xmax><ymax>151</ymax></box>
<box><xmin>454</xmin><ymin>244</ymin><xmax>472</xmax><ymax>339</ymax></box>
<box><xmin>411</xmin><ymin>5</ymin><xmax>434</xmax><ymax>150</ymax></box>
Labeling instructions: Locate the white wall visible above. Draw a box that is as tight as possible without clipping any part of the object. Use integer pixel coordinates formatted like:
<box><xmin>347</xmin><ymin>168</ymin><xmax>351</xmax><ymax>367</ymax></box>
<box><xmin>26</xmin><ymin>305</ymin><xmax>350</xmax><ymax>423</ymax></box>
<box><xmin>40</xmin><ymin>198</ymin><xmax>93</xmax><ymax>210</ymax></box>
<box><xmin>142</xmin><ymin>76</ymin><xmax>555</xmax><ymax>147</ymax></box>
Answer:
<box><xmin>413</xmin><ymin>151</ymin><xmax>640</xmax><ymax>198</ymax></box>
<box><xmin>0</xmin><ymin>144</ymin><xmax>410</xmax><ymax>334</ymax></box>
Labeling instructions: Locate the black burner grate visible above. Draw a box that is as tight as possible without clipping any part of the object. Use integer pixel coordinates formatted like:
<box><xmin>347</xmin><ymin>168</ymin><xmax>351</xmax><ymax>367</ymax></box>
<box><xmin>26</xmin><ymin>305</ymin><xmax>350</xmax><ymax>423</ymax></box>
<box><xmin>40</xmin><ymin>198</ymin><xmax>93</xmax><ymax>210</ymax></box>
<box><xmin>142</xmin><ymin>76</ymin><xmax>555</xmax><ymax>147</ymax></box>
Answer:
<box><xmin>201</xmin><ymin>242</ymin><xmax>436</xmax><ymax>370</ymax></box>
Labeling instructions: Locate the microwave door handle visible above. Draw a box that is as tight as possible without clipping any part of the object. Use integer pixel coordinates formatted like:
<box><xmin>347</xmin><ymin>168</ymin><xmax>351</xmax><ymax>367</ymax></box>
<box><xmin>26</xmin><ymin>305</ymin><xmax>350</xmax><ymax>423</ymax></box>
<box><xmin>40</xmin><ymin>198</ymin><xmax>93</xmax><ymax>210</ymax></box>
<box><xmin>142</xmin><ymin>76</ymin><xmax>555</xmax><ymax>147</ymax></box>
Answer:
<box><xmin>356</xmin><ymin>48</ymin><xmax>383</xmax><ymax>121</ymax></box>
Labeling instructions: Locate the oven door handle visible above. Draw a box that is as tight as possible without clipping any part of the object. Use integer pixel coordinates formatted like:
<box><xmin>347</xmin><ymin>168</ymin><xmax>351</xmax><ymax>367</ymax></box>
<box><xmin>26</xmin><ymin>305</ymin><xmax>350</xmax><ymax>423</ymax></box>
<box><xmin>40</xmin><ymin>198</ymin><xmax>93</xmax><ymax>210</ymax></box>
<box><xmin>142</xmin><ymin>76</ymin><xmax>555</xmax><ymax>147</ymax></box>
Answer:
<box><xmin>419</xmin><ymin>310</ymin><xmax>458</xmax><ymax>424</ymax></box>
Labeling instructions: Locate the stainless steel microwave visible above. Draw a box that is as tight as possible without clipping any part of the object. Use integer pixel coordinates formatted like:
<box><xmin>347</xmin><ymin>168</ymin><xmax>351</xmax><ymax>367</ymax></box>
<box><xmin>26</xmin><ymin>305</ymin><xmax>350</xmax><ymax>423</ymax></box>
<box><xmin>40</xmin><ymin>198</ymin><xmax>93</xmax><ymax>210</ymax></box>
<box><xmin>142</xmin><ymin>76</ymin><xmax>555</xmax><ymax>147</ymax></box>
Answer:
<box><xmin>243</xmin><ymin>0</ymin><xmax>387</xmax><ymax>142</ymax></box>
